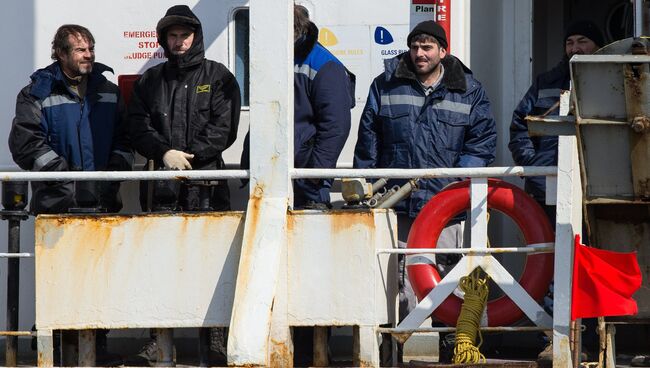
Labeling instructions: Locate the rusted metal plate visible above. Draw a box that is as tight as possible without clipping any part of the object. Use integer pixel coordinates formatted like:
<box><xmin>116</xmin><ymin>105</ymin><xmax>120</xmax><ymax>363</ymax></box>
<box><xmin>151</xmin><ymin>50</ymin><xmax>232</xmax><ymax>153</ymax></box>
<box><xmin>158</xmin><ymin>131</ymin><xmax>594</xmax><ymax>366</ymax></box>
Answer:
<box><xmin>35</xmin><ymin>212</ymin><xmax>245</xmax><ymax>330</ymax></box>
<box><xmin>287</xmin><ymin>209</ymin><xmax>398</xmax><ymax>326</ymax></box>
<box><xmin>578</xmin><ymin>124</ymin><xmax>634</xmax><ymax>198</ymax></box>
<box><xmin>572</xmin><ymin>60</ymin><xmax>628</xmax><ymax>120</ymax></box>
<box><xmin>624</xmin><ymin>63</ymin><xmax>650</xmax><ymax>199</ymax></box>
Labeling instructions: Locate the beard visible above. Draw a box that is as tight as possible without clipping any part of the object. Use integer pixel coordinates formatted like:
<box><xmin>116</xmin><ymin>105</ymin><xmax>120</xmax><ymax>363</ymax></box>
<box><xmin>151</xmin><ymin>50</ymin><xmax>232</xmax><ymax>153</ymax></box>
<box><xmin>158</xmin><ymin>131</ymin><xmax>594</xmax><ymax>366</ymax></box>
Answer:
<box><xmin>413</xmin><ymin>58</ymin><xmax>440</xmax><ymax>76</ymax></box>
<box><xmin>63</xmin><ymin>59</ymin><xmax>94</xmax><ymax>78</ymax></box>
<box><xmin>77</xmin><ymin>62</ymin><xmax>93</xmax><ymax>75</ymax></box>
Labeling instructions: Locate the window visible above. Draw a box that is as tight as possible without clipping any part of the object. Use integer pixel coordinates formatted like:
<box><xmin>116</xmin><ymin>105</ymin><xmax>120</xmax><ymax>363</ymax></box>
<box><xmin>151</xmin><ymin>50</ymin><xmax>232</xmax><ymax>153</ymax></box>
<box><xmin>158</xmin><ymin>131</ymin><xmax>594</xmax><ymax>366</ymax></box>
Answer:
<box><xmin>234</xmin><ymin>9</ymin><xmax>249</xmax><ymax>106</ymax></box>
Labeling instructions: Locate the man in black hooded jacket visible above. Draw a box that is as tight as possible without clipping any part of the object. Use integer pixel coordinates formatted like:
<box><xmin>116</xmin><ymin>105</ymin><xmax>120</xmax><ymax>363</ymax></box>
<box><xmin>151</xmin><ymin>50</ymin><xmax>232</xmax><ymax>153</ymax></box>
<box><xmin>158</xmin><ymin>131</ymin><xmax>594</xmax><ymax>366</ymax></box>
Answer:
<box><xmin>129</xmin><ymin>5</ymin><xmax>241</xmax><ymax>212</ymax></box>
<box><xmin>126</xmin><ymin>5</ymin><xmax>239</xmax><ymax>366</ymax></box>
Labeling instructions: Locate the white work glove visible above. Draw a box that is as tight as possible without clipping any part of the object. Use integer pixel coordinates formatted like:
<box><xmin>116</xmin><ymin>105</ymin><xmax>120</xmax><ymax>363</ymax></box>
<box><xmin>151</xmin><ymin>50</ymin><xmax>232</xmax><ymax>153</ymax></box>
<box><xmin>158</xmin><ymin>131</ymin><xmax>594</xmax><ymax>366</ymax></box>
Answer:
<box><xmin>162</xmin><ymin>149</ymin><xmax>194</xmax><ymax>170</ymax></box>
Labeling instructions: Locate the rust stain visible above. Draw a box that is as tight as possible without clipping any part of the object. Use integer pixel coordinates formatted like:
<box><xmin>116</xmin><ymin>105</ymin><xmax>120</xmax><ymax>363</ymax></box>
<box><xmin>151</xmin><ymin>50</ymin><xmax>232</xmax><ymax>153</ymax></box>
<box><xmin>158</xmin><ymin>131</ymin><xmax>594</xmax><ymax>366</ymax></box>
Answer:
<box><xmin>330</xmin><ymin>210</ymin><xmax>376</xmax><ymax>234</ymax></box>
<box><xmin>242</xmin><ymin>196</ymin><xmax>263</xmax><ymax>248</ymax></box>
<box><xmin>269</xmin><ymin>339</ymin><xmax>293</xmax><ymax>367</ymax></box>
<box><xmin>624</xmin><ymin>65</ymin><xmax>646</xmax><ymax>116</ymax></box>
<box><xmin>233</xmin><ymin>190</ymin><xmax>265</xmax><ymax>300</ymax></box>
<box><xmin>286</xmin><ymin>213</ymin><xmax>295</xmax><ymax>233</ymax></box>
<box><xmin>37</xmin><ymin>351</ymin><xmax>53</xmax><ymax>367</ymax></box>
<box><xmin>393</xmin><ymin>332</ymin><xmax>411</xmax><ymax>345</ymax></box>
<box><xmin>358</xmin><ymin>359</ymin><xmax>374</xmax><ymax>367</ymax></box>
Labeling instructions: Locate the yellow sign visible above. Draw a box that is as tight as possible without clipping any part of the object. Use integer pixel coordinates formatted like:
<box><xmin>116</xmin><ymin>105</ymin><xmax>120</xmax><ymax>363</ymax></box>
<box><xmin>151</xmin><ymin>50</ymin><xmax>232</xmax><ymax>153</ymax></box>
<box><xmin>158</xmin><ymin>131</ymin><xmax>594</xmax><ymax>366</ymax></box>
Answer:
<box><xmin>196</xmin><ymin>85</ymin><xmax>211</xmax><ymax>93</ymax></box>
<box><xmin>319</xmin><ymin>28</ymin><xmax>339</xmax><ymax>47</ymax></box>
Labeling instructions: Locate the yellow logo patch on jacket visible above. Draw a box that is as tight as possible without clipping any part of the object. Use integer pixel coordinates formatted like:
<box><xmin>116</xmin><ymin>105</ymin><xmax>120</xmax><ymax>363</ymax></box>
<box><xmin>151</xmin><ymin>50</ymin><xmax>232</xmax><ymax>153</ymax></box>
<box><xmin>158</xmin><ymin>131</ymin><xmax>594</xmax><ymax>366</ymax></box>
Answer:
<box><xmin>196</xmin><ymin>85</ymin><xmax>211</xmax><ymax>93</ymax></box>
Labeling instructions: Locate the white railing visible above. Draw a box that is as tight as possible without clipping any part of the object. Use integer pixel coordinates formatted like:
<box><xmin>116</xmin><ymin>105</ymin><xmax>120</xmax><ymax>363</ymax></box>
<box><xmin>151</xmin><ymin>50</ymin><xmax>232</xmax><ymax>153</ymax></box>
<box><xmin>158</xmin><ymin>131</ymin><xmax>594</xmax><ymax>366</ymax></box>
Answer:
<box><xmin>0</xmin><ymin>165</ymin><xmax>554</xmax><ymax>182</ymax></box>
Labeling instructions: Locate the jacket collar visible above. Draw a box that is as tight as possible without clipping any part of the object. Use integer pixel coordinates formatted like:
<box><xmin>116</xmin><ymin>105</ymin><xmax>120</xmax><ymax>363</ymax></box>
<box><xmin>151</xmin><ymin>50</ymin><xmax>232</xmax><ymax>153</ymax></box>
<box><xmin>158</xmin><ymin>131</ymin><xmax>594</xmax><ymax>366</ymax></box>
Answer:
<box><xmin>388</xmin><ymin>52</ymin><xmax>470</xmax><ymax>93</ymax></box>
<box><xmin>295</xmin><ymin>21</ymin><xmax>318</xmax><ymax>61</ymax></box>
<box><xmin>29</xmin><ymin>62</ymin><xmax>113</xmax><ymax>100</ymax></box>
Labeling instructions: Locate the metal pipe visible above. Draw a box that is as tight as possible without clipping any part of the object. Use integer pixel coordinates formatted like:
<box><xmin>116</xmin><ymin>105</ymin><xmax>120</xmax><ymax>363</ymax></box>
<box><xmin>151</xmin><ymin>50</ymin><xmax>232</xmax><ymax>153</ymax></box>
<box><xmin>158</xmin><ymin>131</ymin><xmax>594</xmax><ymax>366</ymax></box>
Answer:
<box><xmin>155</xmin><ymin>328</ymin><xmax>174</xmax><ymax>366</ymax></box>
<box><xmin>374</xmin><ymin>185</ymin><xmax>400</xmax><ymax>208</ymax></box>
<box><xmin>0</xmin><ymin>253</ymin><xmax>33</xmax><ymax>258</ymax></box>
<box><xmin>0</xmin><ymin>169</ymin><xmax>249</xmax><ymax>182</ymax></box>
<box><xmin>634</xmin><ymin>0</ymin><xmax>644</xmax><ymax>37</ymax></box>
<box><xmin>371</xmin><ymin>178</ymin><xmax>389</xmax><ymax>194</ymax></box>
<box><xmin>376</xmin><ymin>244</ymin><xmax>554</xmax><ymax>255</ymax></box>
<box><xmin>0</xmin><ymin>331</ymin><xmax>33</xmax><ymax>336</ymax></box>
<box><xmin>0</xmin><ymin>166</ymin><xmax>558</xmax><ymax>182</ymax></box>
<box><xmin>313</xmin><ymin>327</ymin><xmax>329</xmax><ymax>367</ymax></box>
<box><xmin>377</xmin><ymin>180</ymin><xmax>418</xmax><ymax>209</ymax></box>
<box><xmin>5</xmin><ymin>219</ymin><xmax>20</xmax><ymax>367</ymax></box>
<box><xmin>292</xmin><ymin>166</ymin><xmax>558</xmax><ymax>179</ymax></box>
<box><xmin>78</xmin><ymin>330</ymin><xmax>96</xmax><ymax>367</ymax></box>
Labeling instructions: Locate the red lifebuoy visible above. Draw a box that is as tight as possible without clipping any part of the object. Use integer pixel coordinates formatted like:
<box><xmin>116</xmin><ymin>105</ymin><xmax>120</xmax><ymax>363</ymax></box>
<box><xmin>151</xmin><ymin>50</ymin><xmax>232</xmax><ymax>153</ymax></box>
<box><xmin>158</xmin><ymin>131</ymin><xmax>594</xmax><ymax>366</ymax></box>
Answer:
<box><xmin>406</xmin><ymin>179</ymin><xmax>554</xmax><ymax>326</ymax></box>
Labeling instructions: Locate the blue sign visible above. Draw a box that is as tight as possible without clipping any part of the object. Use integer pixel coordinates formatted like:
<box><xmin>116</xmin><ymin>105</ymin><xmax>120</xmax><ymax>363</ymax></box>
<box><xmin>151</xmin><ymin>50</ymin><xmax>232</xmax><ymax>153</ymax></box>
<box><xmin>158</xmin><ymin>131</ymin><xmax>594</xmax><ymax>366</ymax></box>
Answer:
<box><xmin>374</xmin><ymin>26</ymin><xmax>394</xmax><ymax>45</ymax></box>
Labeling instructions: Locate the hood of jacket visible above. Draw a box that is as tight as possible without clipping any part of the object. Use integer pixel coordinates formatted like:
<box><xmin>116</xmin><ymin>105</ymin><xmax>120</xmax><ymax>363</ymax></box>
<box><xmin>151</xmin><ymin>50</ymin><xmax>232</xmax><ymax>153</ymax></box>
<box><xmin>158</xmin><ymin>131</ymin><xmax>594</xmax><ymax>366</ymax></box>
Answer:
<box><xmin>156</xmin><ymin>5</ymin><xmax>205</xmax><ymax>69</ymax></box>
<box><xmin>29</xmin><ymin>61</ymin><xmax>113</xmax><ymax>99</ymax></box>
<box><xmin>384</xmin><ymin>52</ymin><xmax>471</xmax><ymax>93</ymax></box>
<box><xmin>295</xmin><ymin>21</ymin><xmax>319</xmax><ymax>60</ymax></box>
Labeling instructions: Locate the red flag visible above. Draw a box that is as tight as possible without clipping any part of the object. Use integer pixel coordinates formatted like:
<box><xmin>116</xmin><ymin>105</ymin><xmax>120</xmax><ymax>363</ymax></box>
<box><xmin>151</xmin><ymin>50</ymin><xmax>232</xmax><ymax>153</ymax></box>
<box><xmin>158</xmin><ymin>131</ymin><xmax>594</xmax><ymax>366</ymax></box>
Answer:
<box><xmin>571</xmin><ymin>235</ymin><xmax>642</xmax><ymax>320</ymax></box>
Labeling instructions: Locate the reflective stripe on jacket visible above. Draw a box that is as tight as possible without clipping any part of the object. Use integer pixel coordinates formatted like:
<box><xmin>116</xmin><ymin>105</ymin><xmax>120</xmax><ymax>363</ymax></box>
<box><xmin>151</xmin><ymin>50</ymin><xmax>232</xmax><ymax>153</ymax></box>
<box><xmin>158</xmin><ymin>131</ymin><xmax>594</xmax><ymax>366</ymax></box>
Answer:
<box><xmin>354</xmin><ymin>53</ymin><xmax>496</xmax><ymax>217</ymax></box>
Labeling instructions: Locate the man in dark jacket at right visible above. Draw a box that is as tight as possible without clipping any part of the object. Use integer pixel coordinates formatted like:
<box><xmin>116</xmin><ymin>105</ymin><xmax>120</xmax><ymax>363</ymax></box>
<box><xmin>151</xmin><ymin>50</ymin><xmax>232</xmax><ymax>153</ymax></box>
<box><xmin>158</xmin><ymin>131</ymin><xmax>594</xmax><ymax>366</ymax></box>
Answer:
<box><xmin>129</xmin><ymin>5</ymin><xmax>240</xmax><ymax>212</ymax></box>
<box><xmin>509</xmin><ymin>20</ymin><xmax>603</xmax><ymax>215</ymax></box>
<box><xmin>509</xmin><ymin>20</ymin><xmax>604</xmax><ymax>363</ymax></box>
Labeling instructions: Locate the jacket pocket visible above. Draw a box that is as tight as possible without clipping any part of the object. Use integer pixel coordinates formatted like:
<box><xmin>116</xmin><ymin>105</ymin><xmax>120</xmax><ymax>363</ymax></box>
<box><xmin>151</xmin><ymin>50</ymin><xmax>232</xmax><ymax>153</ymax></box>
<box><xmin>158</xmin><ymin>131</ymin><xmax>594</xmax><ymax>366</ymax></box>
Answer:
<box><xmin>379</xmin><ymin>143</ymin><xmax>410</xmax><ymax>168</ymax></box>
<box><xmin>190</xmin><ymin>108</ymin><xmax>211</xmax><ymax>139</ymax></box>
<box><xmin>435</xmin><ymin>112</ymin><xmax>469</xmax><ymax>152</ymax></box>
<box><xmin>378</xmin><ymin>104</ymin><xmax>411</xmax><ymax>145</ymax></box>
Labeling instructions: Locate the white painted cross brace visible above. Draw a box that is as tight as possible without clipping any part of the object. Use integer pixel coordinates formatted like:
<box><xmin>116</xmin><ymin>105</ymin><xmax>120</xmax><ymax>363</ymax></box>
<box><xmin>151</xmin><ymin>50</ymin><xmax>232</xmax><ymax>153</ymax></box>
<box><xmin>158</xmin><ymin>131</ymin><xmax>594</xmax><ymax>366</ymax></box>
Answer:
<box><xmin>395</xmin><ymin>178</ymin><xmax>553</xmax><ymax>337</ymax></box>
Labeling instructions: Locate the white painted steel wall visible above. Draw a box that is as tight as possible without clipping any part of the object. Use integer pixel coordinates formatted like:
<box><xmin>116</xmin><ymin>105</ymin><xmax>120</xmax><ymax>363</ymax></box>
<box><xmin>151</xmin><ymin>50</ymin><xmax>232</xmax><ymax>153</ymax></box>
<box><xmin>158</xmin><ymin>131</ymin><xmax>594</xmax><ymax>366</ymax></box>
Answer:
<box><xmin>0</xmin><ymin>0</ymin><xmax>535</xmax><ymax>340</ymax></box>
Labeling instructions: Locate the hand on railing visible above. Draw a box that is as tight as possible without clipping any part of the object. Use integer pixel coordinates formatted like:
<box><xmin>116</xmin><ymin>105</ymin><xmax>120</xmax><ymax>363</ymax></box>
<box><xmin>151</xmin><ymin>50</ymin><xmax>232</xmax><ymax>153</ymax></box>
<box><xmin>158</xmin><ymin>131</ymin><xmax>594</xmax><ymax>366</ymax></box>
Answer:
<box><xmin>162</xmin><ymin>150</ymin><xmax>194</xmax><ymax>170</ymax></box>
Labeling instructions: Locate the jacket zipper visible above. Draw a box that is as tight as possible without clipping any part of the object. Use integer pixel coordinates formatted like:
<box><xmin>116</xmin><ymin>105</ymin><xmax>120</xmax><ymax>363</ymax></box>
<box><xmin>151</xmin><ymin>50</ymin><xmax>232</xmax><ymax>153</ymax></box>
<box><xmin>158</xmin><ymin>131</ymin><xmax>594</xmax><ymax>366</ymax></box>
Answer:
<box><xmin>77</xmin><ymin>99</ymin><xmax>85</xmax><ymax>170</ymax></box>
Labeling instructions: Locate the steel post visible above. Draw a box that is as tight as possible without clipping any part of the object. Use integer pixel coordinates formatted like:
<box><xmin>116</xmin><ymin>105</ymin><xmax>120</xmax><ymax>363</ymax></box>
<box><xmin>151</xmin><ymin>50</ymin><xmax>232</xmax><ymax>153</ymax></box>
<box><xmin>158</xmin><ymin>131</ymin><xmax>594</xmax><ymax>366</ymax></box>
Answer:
<box><xmin>5</xmin><ymin>218</ymin><xmax>20</xmax><ymax>367</ymax></box>
<box><xmin>37</xmin><ymin>329</ymin><xmax>54</xmax><ymax>367</ymax></box>
<box><xmin>353</xmin><ymin>325</ymin><xmax>380</xmax><ymax>367</ymax></box>
<box><xmin>634</xmin><ymin>0</ymin><xmax>644</xmax><ymax>38</ymax></box>
<box><xmin>313</xmin><ymin>327</ymin><xmax>328</xmax><ymax>367</ymax></box>
<box><xmin>553</xmin><ymin>136</ymin><xmax>582</xmax><ymax>368</ymax></box>
<box><xmin>155</xmin><ymin>328</ymin><xmax>174</xmax><ymax>366</ymax></box>
<box><xmin>227</xmin><ymin>0</ymin><xmax>293</xmax><ymax>365</ymax></box>
<box><xmin>78</xmin><ymin>330</ymin><xmax>96</xmax><ymax>366</ymax></box>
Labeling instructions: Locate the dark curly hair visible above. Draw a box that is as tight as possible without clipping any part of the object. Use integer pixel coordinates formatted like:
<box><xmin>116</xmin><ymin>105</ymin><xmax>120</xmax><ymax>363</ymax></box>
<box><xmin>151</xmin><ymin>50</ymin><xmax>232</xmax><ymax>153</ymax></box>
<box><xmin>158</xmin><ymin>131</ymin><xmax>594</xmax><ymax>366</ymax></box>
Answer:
<box><xmin>51</xmin><ymin>24</ymin><xmax>95</xmax><ymax>61</ymax></box>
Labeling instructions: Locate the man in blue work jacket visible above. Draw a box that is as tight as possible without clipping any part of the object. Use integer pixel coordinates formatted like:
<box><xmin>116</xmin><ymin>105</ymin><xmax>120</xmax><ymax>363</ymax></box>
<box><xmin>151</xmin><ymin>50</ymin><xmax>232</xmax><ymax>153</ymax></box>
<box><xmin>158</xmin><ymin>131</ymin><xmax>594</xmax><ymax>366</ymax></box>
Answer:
<box><xmin>9</xmin><ymin>24</ymin><xmax>132</xmax><ymax>215</ymax></box>
<box><xmin>241</xmin><ymin>5</ymin><xmax>356</xmax><ymax>210</ymax></box>
<box><xmin>353</xmin><ymin>20</ymin><xmax>497</xmax><ymax>363</ymax></box>
<box><xmin>8</xmin><ymin>24</ymin><xmax>130</xmax><ymax>366</ymax></box>
<box><xmin>509</xmin><ymin>20</ymin><xmax>604</xmax><ymax>363</ymax></box>
<box><xmin>509</xmin><ymin>20</ymin><xmax>603</xmax><ymax>217</ymax></box>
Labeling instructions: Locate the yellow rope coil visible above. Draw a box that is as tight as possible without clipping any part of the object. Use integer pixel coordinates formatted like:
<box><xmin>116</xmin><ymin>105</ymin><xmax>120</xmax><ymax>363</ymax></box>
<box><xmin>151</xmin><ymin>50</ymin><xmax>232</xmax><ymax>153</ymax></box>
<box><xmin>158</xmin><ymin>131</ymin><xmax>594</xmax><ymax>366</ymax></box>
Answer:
<box><xmin>453</xmin><ymin>268</ymin><xmax>489</xmax><ymax>364</ymax></box>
